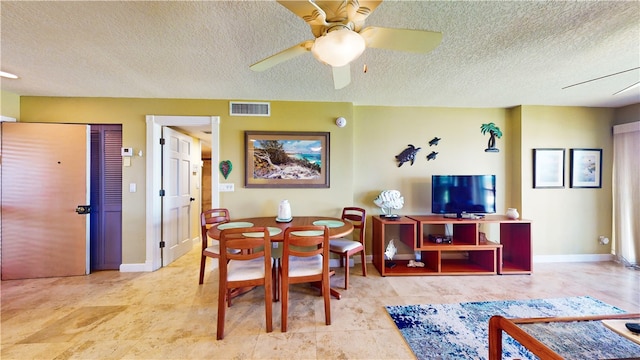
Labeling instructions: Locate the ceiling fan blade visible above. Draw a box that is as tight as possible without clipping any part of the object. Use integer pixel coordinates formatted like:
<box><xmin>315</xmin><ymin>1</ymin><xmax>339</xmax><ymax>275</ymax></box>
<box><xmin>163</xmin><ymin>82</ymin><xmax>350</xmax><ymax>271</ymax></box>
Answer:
<box><xmin>360</xmin><ymin>26</ymin><xmax>442</xmax><ymax>53</ymax></box>
<box><xmin>332</xmin><ymin>65</ymin><xmax>351</xmax><ymax>89</ymax></box>
<box><xmin>347</xmin><ymin>0</ymin><xmax>383</xmax><ymax>31</ymax></box>
<box><xmin>277</xmin><ymin>1</ymin><xmax>330</xmax><ymax>38</ymax></box>
<box><xmin>250</xmin><ymin>41</ymin><xmax>314</xmax><ymax>72</ymax></box>
<box><xmin>276</xmin><ymin>0</ymin><xmax>321</xmax><ymax>20</ymax></box>
<box><xmin>613</xmin><ymin>81</ymin><xmax>640</xmax><ymax>95</ymax></box>
<box><xmin>562</xmin><ymin>67</ymin><xmax>640</xmax><ymax>89</ymax></box>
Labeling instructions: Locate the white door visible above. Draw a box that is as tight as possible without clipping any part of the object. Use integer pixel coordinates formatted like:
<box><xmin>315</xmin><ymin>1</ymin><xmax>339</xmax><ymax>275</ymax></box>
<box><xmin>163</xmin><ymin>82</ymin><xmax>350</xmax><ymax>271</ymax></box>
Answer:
<box><xmin>1</xmin><ymin>122</ymin><xmax>90</xmax><ymax>279</ymax></box>
<box><xmin>162</xmin><ymin>127</ymin><xmax>194</xmax><ymax>265</ymax></box>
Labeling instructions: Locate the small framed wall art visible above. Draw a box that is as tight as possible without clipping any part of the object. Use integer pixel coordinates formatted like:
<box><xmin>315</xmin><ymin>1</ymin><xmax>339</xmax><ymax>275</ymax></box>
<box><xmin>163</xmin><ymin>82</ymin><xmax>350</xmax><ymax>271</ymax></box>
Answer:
<box><xmin>570</xmin><ymin>148</ymin><xmax>602</xmax><ymax>188</ymax></box>
<box><xmin>533</xmin><ymin>148</ymin><xmax>565</xmax><ymax>188</ymax></box>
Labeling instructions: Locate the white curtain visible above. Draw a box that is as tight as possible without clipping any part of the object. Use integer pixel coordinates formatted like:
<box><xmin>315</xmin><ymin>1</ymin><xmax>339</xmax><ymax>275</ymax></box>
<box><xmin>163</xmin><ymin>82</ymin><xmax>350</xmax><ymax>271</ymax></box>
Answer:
<box><xmin>612</xmin><ymin>121</ymin><xmax>640</xmax><ymax>268</ymax></box>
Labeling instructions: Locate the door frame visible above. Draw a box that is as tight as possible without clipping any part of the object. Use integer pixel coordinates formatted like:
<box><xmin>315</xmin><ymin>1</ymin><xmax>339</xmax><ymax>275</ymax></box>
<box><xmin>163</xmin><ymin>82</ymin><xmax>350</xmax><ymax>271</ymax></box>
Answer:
<box><xmin>144</xmin><ymin>115</ymin><xmax>220</xmax><ymax>271</ymax></box>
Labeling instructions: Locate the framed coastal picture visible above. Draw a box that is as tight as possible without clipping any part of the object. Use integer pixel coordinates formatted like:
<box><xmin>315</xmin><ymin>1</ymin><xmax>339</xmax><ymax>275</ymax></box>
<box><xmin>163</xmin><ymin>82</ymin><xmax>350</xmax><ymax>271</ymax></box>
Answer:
<box><xmin>570</xmin><ymin>148</ymin><xmax>602</xmax><ymax>188</ymax></box>
<box><xmin>533</xmin><ymin>148</ymin><xmax>565</xmax><ymax>188</ymax></box>
<box><xmin>244</xmin><ymin>131</ymin><xmax>329</xmax><ymax>188</ymax></box>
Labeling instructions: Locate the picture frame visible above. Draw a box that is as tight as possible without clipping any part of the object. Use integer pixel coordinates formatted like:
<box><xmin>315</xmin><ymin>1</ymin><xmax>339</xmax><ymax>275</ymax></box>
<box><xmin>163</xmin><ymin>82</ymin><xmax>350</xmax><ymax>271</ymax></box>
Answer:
<box><xmin>245</xmin><ymin>131</ymin><xmax>329</xmax><ymax>188</ymax></box>
<box><xmin>570</xmin><ymin>148</ymin><xmax>602</xmax><ymax>188</ymax></box>
<box><xmin>533</xmin><ymin>148</ymin><xmax>565</xmax><ymax>188</ymax></box>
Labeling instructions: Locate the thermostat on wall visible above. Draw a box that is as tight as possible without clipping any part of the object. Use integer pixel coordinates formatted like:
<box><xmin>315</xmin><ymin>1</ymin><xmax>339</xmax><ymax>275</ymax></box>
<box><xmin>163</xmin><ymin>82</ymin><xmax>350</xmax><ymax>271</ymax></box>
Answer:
<box><xmin>121</xmin><ymin>147</ymin><xmax>133</xmax><ymax>157</ymax></box>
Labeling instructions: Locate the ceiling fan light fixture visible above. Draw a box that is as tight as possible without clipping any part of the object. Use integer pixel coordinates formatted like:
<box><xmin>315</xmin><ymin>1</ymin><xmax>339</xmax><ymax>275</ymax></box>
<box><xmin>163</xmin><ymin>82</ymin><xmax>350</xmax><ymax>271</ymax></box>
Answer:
<box><xmin>311</xmin><ymin>28</ymin><xmax>365</xmax><ymax>67</ymax></box>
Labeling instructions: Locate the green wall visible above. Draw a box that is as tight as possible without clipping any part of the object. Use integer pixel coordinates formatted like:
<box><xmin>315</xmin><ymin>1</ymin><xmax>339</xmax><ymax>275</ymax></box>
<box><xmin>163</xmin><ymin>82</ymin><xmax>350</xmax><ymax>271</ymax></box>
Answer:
<box><xmin>353</xmin><ymin>106</ymin><xmax>512</xmax><ymax>253</ymax></box>
<box><xmin>18</xmin><ymin>97</ymin><xmax>353</xmax><ymax>264</ymax></box>
<box><xmin>520</xmin><ymin>106</ymin><xmax>615</xmax><ymax>256</ymax></box>
<box><xmin>1</xmin><ymin>90</ymin><xmax>20</xmax><ymax>119</ymax></box>
<box><xmin>14</xmin><ymin>96</ymin><xmax>630</xmax><ymax>265</ymax></box>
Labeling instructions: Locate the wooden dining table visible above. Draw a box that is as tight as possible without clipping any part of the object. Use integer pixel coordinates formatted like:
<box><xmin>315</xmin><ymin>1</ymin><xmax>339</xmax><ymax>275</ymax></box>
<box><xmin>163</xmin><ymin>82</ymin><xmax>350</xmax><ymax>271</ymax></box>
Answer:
<box><xmin>208</xmin><ymin>216</ymin><xmax>354</xmax><ymax>300</ymax></box>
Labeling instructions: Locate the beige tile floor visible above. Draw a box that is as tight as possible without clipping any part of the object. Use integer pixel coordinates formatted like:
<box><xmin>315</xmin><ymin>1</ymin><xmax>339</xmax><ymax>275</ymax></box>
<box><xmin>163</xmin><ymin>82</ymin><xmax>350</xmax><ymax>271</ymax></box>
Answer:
<box><xmin>2</xmin><ymin>247</ymin><xmax>639</xmax><ymax>360</ymax></box>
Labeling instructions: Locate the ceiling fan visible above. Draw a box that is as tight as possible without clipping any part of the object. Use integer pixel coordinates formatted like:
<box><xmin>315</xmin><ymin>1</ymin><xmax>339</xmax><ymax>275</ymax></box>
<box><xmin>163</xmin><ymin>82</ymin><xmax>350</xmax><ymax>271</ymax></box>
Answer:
<box><xmin>562</xmin><ymin>67</ymin><xmax>640</xmax><ymax>95</ymax></box>
<box><xmin>250</xmin><ymin>0</ymin><xmax>442</xmax><ymax>89</ymax></box>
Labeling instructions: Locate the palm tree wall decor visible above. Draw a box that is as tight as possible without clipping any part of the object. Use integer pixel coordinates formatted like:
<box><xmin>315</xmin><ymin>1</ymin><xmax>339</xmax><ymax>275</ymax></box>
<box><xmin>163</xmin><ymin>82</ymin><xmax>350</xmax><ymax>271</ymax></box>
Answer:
<box><xmin>480</xmin><ymin>123</ymin><xmax>503</xmax><ymax>152</ymax></box>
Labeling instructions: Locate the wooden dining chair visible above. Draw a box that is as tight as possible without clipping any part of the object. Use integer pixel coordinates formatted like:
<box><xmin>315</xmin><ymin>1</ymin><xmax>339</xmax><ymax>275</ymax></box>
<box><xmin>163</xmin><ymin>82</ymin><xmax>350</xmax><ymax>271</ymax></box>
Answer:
<box><xmin>199</xmin><ymin>208</ymin><xmax>230</xmax><ymax>284</ymax></box>
<box><xmin>280</xmin><ymin>225</ymin><xmax>331</xmax><ymax>332</ymax></box>
<box><xmin>217</xmin><ymin>227</ymin><xmax>273</xmax><ymax>340</ymax></box>
<box><xmin>329</xmin><ymin>207</ymin><xmax>367</xmax><ymax>289</ymax></box>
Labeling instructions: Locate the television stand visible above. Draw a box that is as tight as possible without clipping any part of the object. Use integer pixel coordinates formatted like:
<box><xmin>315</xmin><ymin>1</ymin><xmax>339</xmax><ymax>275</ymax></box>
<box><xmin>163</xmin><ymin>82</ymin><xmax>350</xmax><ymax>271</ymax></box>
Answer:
<box><xmin>372</xmin><ymin>215</ymin><xmax>532</xmax><ymax>276</ymax></box>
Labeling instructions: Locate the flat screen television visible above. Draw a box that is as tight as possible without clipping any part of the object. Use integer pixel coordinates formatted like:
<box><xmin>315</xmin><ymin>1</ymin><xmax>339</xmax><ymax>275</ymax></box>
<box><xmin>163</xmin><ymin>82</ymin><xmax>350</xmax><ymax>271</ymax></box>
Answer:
<box><xmin>432</xmin><ymin>175</ymin><xmax>496</xmax><ymax>218</ymax></box>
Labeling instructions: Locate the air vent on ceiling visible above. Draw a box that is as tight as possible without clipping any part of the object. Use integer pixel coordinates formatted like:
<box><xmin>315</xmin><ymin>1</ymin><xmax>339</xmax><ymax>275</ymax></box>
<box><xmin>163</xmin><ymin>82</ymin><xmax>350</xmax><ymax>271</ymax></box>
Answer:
<box><xmin>229</xmin><ymin>102</ymin><xmax>270</xmax><ymax>117</ymax></box>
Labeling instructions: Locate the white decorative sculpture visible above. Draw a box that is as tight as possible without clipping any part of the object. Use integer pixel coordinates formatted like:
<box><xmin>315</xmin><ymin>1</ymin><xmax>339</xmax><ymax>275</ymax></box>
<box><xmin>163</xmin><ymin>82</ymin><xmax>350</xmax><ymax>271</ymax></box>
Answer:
<box><xmin>385</xmin><ymin>239</ymin><xmax>397</xmax><ymax>268</ymax></box>
<box><xmin>385</xmin><ymin>239</ymin><xmax>397</xmax><ymax>260</ymax></box>
<box><xmin>374</xmin><ymin>190</ymin><xmax>404</xmax><ymax>219</ymax></box>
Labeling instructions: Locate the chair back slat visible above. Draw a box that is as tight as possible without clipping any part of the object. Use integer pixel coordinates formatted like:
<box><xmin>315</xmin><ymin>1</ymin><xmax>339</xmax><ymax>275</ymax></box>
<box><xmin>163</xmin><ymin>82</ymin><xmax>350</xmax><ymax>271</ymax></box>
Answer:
<box><xmin>201</xmin><ymin>208</ymin><xmax>230</xmax><ymax>246</ymax></box>
<box><xmin>283</xmin><ymin>226</ymin><xmax>329</xmax><ymax>258</ymax></box>
<box><xmin>219</xmin><ymin>227</ymin><xmax>271</xmax><ymax>263</ymax></box>
<box><xmin>341</xmin><ymin>207</ymin><xmax>366</xmax><ymax>243</ymax></box>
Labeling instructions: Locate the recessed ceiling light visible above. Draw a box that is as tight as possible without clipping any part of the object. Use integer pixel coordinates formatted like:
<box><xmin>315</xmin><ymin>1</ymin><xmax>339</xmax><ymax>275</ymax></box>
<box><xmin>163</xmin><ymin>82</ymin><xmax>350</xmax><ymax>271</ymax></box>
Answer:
<box><xmin>0</xmin><ymin>71</ymin><xmax>19</xmax><ymax>79</ymax></box>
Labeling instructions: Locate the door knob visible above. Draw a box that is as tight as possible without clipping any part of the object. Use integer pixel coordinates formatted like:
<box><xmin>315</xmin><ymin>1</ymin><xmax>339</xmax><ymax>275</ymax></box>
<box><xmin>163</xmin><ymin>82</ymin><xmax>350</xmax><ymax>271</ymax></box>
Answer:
<box><xmin>190</xmin><ymin>197</ymin><xmax>196</xmax><ymax>202</ymax></box>
<box><xmin>75</xmin><ymin>205</ymin><xmax>91</xmax><ymax>214</ymax></box>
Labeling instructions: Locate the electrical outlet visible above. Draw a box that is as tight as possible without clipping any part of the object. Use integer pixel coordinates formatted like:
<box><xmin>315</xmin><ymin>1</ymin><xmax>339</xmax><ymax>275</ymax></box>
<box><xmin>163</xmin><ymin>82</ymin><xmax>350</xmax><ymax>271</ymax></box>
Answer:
<box><xmin>219</xmin><ymin>183</ymin><xmax>234</xmax><ymax>192</ymax></box>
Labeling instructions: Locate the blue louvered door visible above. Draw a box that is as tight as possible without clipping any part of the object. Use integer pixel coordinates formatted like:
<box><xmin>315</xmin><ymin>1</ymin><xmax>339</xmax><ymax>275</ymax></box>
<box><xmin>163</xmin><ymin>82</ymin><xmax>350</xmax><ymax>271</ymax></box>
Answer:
<box><xmin>90</xmin><ymin>125</ymin><xmax>122</xmax><ymax>271</ymax></box>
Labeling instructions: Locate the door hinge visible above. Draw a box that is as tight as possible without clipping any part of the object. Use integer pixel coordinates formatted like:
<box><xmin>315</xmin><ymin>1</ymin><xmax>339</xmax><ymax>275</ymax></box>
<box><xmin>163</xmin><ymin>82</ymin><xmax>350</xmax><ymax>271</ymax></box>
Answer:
<box><xmin>159</xmin><ymin>137</ymin><xmax>165</xmax><ymax>145</ymax></box>
<box><xmin>159</xmin><ymin>189</ymin><xmax>165</xmax><ymax>197</ymax></box>
<box><xmin>159</xmin><ymin>241</ymin><xmax>165</xmax><ymax>248</ymax></box>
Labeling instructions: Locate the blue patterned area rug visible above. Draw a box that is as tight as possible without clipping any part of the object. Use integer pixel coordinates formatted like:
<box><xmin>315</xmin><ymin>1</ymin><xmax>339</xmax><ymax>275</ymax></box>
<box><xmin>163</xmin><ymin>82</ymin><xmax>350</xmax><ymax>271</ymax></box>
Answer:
<box><xmin>385</xmin><ymin>296</ymin><xmax>640</xmax><ymax>360</ymax></box>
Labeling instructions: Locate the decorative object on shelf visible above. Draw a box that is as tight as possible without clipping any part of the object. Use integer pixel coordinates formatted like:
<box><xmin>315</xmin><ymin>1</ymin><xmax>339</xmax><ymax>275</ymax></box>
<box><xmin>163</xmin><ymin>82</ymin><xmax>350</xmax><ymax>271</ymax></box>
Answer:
<box><xmin>395</xmin><ymin>144</ymin><xmax>421</xmax><ymax>167</ymax></box>
<box><xmin>506</xmin><ymin>208</ymin><xmax>519</xmax><ymax>220</ymax></box>
<box><xmin>385</xmin><ymin>239</ymin><xmax>397</xmax><ymax>268</ymax></box>
<box><xmin>570</xmin><ymin>148</ymin><xmax>602</xmax><ymax>188</ymax></box>
<box><xmin>429</xmin><ymin>137</ymin><xmax>441</xmax><ymax>146</ymax></box>
<box><xmin>480</xmin><ymin>122</ymin><xmax>503</xmax><ymax>152</ymax></box>
<box><xmin>219</xmin><ymin>160</ymin><xmax>232</xmax><ymax>179</ymax></box>
<box><xmin>374</xmin><ymin>190</ymin><xmax>404</xmax><ymax>219</ymax></box>
<box><xmin>533</xmin><ymin>148</ymin><xmax>565</xmax><ymax>188</ymax></box>
<box><xmin>426</xmin><ymin>151</ymin><xmax>438</xmax><ymax>161</ymax></box>
<box><xmin>407</xmin><ymin>260</ymin><xmax>425</xmax><ymax>268</ymax></box>
<box><xmin>277</xmin><ymin>199</ymin><xmax>292</xmax><ymax>222</ymax></box>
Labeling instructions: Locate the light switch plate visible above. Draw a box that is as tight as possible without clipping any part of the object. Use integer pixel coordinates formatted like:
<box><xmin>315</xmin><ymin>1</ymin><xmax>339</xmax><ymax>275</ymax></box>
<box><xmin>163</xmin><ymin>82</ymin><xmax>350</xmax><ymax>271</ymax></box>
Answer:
<box><xmin>219</xmin><ymin>183</ymin><xmax>234</xmax><ymax>192</ymax></box>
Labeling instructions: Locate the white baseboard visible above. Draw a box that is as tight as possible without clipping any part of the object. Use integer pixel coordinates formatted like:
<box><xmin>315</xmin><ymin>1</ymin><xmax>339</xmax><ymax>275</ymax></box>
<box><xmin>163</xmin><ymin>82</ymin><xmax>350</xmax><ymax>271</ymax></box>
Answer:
<box><xmin>329</xmin><ymin>255</ymin><xmax>376</xmax><ymax>267</ymax></box>
<box><xmin>120</xmin><ymin>254</ymin><xmax>614</xmax><ymax>273</ymax></box>
<box><xmin>533</xmin><ymin>253</ymin><xmax>614</xmax><ymax>263</ymax></box>
<box><xmin>119</xmin><ymin>261</ymin><xmax>154</xmax><ymax>272</ymax></box>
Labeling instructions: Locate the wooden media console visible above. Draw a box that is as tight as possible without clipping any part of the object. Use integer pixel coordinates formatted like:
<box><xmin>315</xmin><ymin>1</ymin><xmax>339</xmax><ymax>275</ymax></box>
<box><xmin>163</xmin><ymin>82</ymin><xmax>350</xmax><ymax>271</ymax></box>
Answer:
<box><xmin>372</xmin><ymin>215</ymin><xmax>532</xmax><ymax>276</ymax></box>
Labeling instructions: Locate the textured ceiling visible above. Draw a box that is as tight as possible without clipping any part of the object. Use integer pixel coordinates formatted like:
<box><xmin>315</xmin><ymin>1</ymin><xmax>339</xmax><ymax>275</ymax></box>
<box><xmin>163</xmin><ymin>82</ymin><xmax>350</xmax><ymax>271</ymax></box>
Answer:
<box><xmin>1</xmin><ymin>0</ymin><xmax>639</xmax><ymax>109</ymax></box>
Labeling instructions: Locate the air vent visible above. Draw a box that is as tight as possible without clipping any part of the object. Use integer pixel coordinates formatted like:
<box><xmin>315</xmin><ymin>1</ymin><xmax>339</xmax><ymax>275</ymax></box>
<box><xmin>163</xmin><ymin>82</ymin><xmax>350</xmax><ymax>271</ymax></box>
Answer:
<box><xmin>229</xmin><ymin>102</ymin><xmax>270</xmax><ymax>117</ymax></box>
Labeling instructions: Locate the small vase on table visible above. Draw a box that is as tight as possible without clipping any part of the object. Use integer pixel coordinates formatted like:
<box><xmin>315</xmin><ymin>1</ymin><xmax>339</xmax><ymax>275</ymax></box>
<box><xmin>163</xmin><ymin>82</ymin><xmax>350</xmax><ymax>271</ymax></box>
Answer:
<box><xmin>506</xmin><ymin>208</ymin><xmax>519</xmax><ymax>220</ymax></box>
